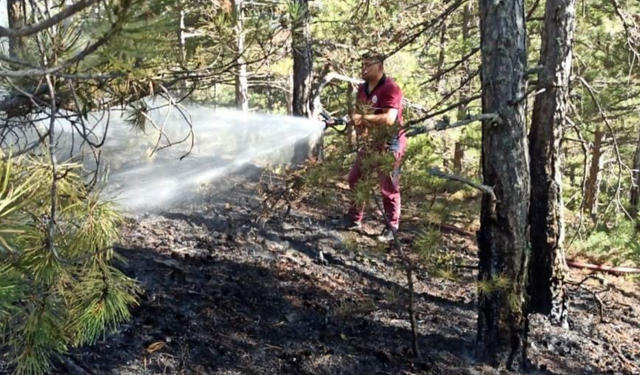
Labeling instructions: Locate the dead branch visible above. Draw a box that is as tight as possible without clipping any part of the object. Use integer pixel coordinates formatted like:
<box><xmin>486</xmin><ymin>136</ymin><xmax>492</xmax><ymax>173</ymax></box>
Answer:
<box><xmin>566</xmin><ymin>261</ymin><xmax>640</xmax><ymax>275</ymax></box>
<box><xmin>406</xmin><ymin>113</ymin><xmax>499</xmax><ymax>137</ymax></box>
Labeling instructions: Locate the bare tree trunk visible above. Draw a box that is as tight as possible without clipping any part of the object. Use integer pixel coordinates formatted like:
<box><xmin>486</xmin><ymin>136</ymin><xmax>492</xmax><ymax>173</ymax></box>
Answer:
<box><xmin>178</xmin><ymin>0</ymin><xmax>186</xmax><ymax>64</ymax></box>
<box><xmin>629</xmin><ymin>131</ymin><xmax>640</xmax><ymax>217</ymax></box>
<box><xmin>233</xmin><ymin>0</ymin><xmax>249</xmax><ymax>111</ymax></box>
<box><xmin>584</xmin><ymin>128</ymin><xmax>605</xmax><ymax>217</ymax></box>
<box><xmin>528</xmin><ymin>0</ymin><xmax>575</xmax><ymax>328</ymax></box>
<box><xmin>436</xmin><ymin>20</ymin><xmax>448</xmax><ymax>94</ymax></box>
<box><xmin>476</xmin><ymin>0</ymin><xmax>530</xmax><ymax>370</ymax></box>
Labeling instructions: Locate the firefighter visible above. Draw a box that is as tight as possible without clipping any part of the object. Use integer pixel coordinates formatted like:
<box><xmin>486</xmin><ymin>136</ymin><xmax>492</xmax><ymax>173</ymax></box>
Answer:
<box><xmin>342</xmin><ymin>52</ymin><xmax>406</xmax><ymax>242</ymax></box>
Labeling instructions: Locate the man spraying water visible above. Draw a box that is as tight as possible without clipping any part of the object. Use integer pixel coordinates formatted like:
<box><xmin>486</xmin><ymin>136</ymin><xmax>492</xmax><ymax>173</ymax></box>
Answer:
<box><xmin>341</xmin><ymin>52</ymin><xmax>406</xmax><ymax>243</ymax></box>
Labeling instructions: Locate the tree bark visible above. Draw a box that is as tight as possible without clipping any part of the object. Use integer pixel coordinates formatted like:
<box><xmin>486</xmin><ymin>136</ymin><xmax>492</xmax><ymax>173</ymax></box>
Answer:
<box><xmin>233</xmin><ymin>0</ymin><xmax>249</xmax><ymax>111</ymax></box>
<box><xmin>291</xmin><ymin>0</ymin><xmax>312</xmax><ymax>117</ymax></box>
<box><xmin>476</xmin><ymin>0</ymin><xmax>530</xmax><ymax>370</ymax></box>
<box><xmin>584</xmin><ymin>128</ymin><xmax>605</xmax><ymax>217</ymax></box>
<box><xmin>527</xmin><ymin>0</ymin><xmax>575</xmax><ymax>328</ymax></box>
<box><xmin>629</xmin><ymin>131</ymin><xmax>640</xmax><ymax>217</ymax></box>
<box><xmin>290</xmin><ymin>0</ymin><xmax>316</xmax><ymax>164</ymax></box>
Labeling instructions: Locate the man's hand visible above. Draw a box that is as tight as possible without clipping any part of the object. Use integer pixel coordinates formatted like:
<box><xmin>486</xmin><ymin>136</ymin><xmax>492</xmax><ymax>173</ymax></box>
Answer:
<box><xmin>351</xmin><ymin>113</ymin><xmax>365</xmax><ymax>128</ymax></box>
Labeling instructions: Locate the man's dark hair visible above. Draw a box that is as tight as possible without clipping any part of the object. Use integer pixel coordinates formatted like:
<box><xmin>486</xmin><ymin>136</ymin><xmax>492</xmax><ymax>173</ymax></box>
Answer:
<box><xmin>361</xmin><ymin>51</ymin><xmax>385</xmax><ymax>64</ymax></box>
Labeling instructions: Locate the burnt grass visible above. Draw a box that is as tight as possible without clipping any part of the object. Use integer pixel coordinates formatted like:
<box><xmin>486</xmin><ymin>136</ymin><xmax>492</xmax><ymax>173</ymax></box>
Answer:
<box><xmin>47</xmin><ymin>170</ymin><xmax>640</xmax><ymax>375</ymax></box>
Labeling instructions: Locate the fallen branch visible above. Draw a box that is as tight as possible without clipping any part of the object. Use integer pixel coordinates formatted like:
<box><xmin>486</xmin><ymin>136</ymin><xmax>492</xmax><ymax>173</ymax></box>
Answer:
<box><xmin>566</xmin><ymin>261</ymin><xmax>640</xmax><ymax>275</ymax></box>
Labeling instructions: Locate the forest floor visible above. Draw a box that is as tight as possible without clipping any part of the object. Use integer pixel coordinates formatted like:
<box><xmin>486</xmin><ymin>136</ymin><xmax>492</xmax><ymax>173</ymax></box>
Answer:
<box><xmin>53</xmin><ymin>166</ymin><xmax>640</xmax><ymax>375</ymax></box>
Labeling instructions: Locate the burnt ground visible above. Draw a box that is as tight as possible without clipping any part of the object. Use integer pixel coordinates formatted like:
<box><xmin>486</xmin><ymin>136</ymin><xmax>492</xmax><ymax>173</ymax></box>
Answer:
<box><xmin>49</xmin><ymin>169</ymin><xmax>640</xmax><ymax>375</ymax></box>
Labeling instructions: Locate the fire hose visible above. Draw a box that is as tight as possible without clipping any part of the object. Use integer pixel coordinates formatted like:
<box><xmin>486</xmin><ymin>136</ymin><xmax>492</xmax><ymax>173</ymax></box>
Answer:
<box><xmin>319</xmin><ymin>110</ymin><xmax>349</xmax><ymax>134</ymax></box>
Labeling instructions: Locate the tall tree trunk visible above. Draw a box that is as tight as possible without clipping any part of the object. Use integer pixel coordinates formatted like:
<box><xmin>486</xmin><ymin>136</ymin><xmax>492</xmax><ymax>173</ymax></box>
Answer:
<box><xmin>291</xmin><ymin>0</ymin><xmax>312</xmax><ymax>117</ymax></box>
<box><xmin>476</xmin><ymin>0</ymin><xmax>530</xmax><ymax>370</ymax></box>
<box><xmin>290</xmin><ymin>0</ymin><xmax>316</xmax><ymax>164</ymax></box>
<box><xmin>233</xmin><ymin>0</ymin><xmax>249</xmax><ymax>111</ymax></box>
<box><xmin>528</xmin><ymin>0</ymin><xmax>575</xmax><ymax>327</ymax></box>
<box><xmin>584</xmin><ymin>128</ymin><xmax>605</xmax><ymax>217</ymax></box>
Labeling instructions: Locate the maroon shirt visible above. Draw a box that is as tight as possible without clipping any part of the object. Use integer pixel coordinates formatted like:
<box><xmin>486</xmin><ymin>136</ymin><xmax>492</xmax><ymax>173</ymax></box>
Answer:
<box><xmin>356</xmin><ymin>75</ymin><xmax>404</xmax><ymax>127</ymax></box>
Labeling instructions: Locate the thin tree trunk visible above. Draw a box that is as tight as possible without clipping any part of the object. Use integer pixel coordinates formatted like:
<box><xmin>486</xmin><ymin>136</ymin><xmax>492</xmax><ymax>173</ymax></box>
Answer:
<box><xmin>584</xmin><ymin>128</ymin><xmax>605</xmax><ymax>217</ymax></box>
<box><xmin>629</xmin><ymin>131</ymin><xmax>640</xmax><ymax>217</ymax></box>
<box><xmin>291</xmin><ymin>0</ymin><xmax>312</xmax><ymax>117</ymax></box>
<box><xmin>476</xmin><ymin>0</ymin><xmax>530</xmax><ymax>370</ymax></box>
<box><xmin>7</xmin><ymin>0</ymin><xmax>24</xmax><ymax>57</ymax></box>
<box><xmin>528</xmin><ymin>0</ymin><xmax>575</xmax><ymax>328</ymax></box>
<box><xmin>453</xmin><ymin>2</ymin><xmax>472</xmax><ymax>175</ymax></box>
<box><xmin>453</xmin><ymin>142</ymin><xmax>464</xmax><ymax>174</ymax></box>
<box><xmin>178</xmin><ymin>0</ymin><xmax>186</xmax><ymax>64</ymax></box>
<box><xmin>436</xmin><ymin>20</ymin><xmax>448</xmax><ymax>94</ymax></box>
<box><xmin>286</xmin><ymin>73</ymin><xmax>293</xmax><ymax>115</ymax></box>
<box><xmin>458</xmin><ymin>1</ymin><xmax>473</xmax><ymax>120</ymax></box>
<box><xmin>233</xmin><ymin>0</ymin><xmax>249</xmax><ymax>111</ymax></box>
<box><xmin>266</xmin><ymin>74</ymin><xmax>274</xmax><ymax>111</ymax></box>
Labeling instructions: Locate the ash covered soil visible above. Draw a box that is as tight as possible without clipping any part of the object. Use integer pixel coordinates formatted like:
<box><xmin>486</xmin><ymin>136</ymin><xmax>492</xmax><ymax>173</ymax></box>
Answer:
<box><xmin>56</xmin><ymin>170</ymin><xmax>640</xmax><ymax>375</ymax></box>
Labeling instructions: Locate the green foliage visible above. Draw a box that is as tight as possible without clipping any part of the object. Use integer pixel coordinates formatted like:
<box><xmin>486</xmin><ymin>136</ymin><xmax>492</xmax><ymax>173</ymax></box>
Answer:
<box><xmin>571</xmin><ymin>219</ymin><xmax>640</xmax><ymax>266</ymax></box>
<box><xmin>477</xmin><ymin>273</ymin><xmax>510</xmax><ymax>298</ymax></box>
<box><xmin>414</xmin><ymin>225</ymin><xmax>458</xmax><ymax>279</ymax></box>
<box><xmin>0</xmin><ymin>151</ymin><xmax>140</xmax><ymax>375</ymax></box>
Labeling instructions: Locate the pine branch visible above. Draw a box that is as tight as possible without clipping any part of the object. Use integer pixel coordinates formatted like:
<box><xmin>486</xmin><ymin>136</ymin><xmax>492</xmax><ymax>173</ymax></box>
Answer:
<box><xmin>0</xmin><ymin>0</ymin><xmax>101</xmax><ymax>38</ymax></box>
